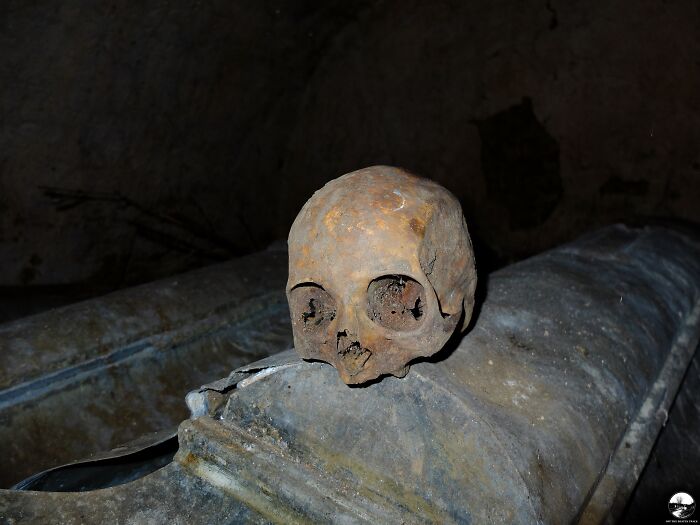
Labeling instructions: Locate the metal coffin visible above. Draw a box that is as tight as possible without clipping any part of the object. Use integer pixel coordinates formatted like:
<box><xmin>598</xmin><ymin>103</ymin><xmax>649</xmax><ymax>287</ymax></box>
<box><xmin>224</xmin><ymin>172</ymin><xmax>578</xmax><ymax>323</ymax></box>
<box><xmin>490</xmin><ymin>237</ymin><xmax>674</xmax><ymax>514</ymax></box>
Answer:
<box><xmin>0</xmin><ymin>247</ymin><xmax>293</xmax><ymax>487</ymax></box>
<box><xmin>2</xmin><ymin>225</ymin><xmax>699</xmax><ymax>524</ymax></box>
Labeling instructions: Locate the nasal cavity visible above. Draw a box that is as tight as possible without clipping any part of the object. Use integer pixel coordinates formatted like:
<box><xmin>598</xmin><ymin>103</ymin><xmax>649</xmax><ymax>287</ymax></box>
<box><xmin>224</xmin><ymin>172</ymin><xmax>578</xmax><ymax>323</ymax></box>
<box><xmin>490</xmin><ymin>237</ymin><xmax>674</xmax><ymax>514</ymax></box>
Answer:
<box><xmin>336</xmin><ymin>330</ymin><xmax>359</xmax><ymax>350</ymax></box>
<box><xmin>335</xmin><ymin>333</ymin><xmax>372</xmax><ymax>375</ymax></box>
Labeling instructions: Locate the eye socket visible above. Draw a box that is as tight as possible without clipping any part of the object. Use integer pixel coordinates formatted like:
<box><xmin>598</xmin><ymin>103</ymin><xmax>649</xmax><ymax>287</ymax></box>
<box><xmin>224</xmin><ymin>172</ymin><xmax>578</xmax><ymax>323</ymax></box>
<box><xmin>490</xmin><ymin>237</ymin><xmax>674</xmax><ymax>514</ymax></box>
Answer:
<box><xmin>289</xmin><ymin>283</ymin><xmax>337</xmax><ymax>333</ymax></box>
<box><xmin>367</xmin><ymin>275</ymin><xmax>425</xmax><ymax>331</ymax></box>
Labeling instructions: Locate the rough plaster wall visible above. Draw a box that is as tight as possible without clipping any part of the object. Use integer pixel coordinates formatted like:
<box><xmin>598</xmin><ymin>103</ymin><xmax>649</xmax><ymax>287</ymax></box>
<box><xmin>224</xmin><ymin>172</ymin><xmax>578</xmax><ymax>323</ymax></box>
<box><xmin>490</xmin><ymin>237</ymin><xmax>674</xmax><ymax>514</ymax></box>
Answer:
<box><xmin>1</xmin><ymin>0</ymin><xmax>700</xmax><ymax>289</ymax></box>
<box><xmin>0</xmin><ymin>0</ymin><xmax>373</xmax><ymax>287</ymax></box>
<box><xmin>276</xmin><ymin>0</ymin><xmax>700</xmax><ymax>262</ymax></box>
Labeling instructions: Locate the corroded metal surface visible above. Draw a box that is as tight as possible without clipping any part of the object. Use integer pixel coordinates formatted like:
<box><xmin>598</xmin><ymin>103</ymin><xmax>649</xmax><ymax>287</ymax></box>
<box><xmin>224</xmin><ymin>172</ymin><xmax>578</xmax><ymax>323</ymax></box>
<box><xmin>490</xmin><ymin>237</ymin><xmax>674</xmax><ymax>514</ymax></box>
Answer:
<box><xmin>0</xmin><ymin>463</ymin><xmax>271</xmax><ymax>524</ymax></box>
<box><xmin>0</xmin><ymin>247</ymin><xmax>293</xmax><ymax>487</ymax></box>
<box><xmin>1</xmin><ymin>225</ymin><xmax>699</xmax><ymax>524</ymax></box>
<box><xmin>183</xmin><ymin>225</ymin><xmax>700</xmax><ymax>523</ymax></box>
<box><xmin>287</xmin><ymin>166</ymin><xmax>477</xmax><ymax>384</ymax></box>
<box><xmin>12</xmin><ymin>428</ymin><xmax>177</xmax><ymax>492</ymax></box>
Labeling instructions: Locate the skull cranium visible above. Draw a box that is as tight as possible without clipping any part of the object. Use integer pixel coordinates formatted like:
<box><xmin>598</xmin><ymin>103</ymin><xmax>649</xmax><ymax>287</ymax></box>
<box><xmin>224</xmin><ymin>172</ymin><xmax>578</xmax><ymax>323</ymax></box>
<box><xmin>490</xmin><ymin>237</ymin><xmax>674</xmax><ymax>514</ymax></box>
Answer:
<box><xmin>286</xmin><ymin>166</ymin><xmax>476</xmax><ymax>384</ymax></box>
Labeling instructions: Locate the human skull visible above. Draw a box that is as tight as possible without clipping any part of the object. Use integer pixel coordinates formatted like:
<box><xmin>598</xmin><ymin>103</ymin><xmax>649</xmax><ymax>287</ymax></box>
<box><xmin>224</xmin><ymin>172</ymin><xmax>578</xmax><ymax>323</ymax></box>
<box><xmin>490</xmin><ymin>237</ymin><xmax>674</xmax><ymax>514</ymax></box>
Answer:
<box><xmin>286</xmin><ymin>166</ymin><xmax>477</xmax><ymax>385</ymax></box>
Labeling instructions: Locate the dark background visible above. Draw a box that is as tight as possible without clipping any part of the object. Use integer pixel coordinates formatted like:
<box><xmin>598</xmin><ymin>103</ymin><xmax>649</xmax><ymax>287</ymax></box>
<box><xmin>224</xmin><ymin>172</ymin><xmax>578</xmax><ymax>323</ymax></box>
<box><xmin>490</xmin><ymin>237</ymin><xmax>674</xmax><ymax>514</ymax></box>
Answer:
<box><xmin>1</xmin><ymin>0</ymin><xmax>699</xmax><ymax>520</ymax></box>
<box><xmin>2</xmin><ymin>1</ymin><xmax>699</xmax><ymax>299</ymax></box>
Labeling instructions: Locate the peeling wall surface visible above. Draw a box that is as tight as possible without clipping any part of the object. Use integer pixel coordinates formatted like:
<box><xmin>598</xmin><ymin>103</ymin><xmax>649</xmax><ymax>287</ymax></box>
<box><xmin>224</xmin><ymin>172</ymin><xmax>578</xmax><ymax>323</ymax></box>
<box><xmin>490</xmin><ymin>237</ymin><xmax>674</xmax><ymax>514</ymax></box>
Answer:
<box><xmin>1</xmin><ymin>0</ymin><xmax>699</xmax><ymax>292</ymax></box>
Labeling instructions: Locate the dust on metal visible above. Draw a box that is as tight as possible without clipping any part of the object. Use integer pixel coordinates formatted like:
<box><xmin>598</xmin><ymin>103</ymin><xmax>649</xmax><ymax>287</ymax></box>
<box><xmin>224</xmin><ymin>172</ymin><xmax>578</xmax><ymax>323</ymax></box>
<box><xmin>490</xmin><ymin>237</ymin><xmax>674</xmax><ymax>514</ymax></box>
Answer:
<box><xmin>2</xmin><ymin>226</ymin><xmax>699</xmax><ymax>524</ymax></box>
<box><xmin>0</xmin><ymin>248</ymin><xmax>292</xmax><ymax>487</ymax></box>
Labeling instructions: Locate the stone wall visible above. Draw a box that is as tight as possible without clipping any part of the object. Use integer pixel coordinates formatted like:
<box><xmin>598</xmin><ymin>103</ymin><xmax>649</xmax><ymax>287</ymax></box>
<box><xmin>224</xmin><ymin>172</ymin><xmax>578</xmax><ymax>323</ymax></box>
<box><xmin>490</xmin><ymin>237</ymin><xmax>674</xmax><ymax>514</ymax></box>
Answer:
<box><xmin>1</xmin><ymin>0</ymin><xmax>699</xmax><ymax>288</ymax></box>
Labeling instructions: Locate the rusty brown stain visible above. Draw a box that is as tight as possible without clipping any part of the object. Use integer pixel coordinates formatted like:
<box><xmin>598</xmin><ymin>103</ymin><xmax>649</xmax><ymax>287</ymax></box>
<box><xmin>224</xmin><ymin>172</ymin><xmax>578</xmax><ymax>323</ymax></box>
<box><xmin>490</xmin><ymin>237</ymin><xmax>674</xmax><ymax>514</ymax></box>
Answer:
<box><xmin>322</xmin><ymin>207</ymin><xmax>342</xmax><ymax>232</ymax></box>
<box><xmin>409</xmin><ymin>217</ymin><xmax>425</xmax><ymax>237</ymax></box>
<box><xmin>310</xmin><ymin>443</ymin><xmax>448</xmax><ymax>523</ymax></box>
